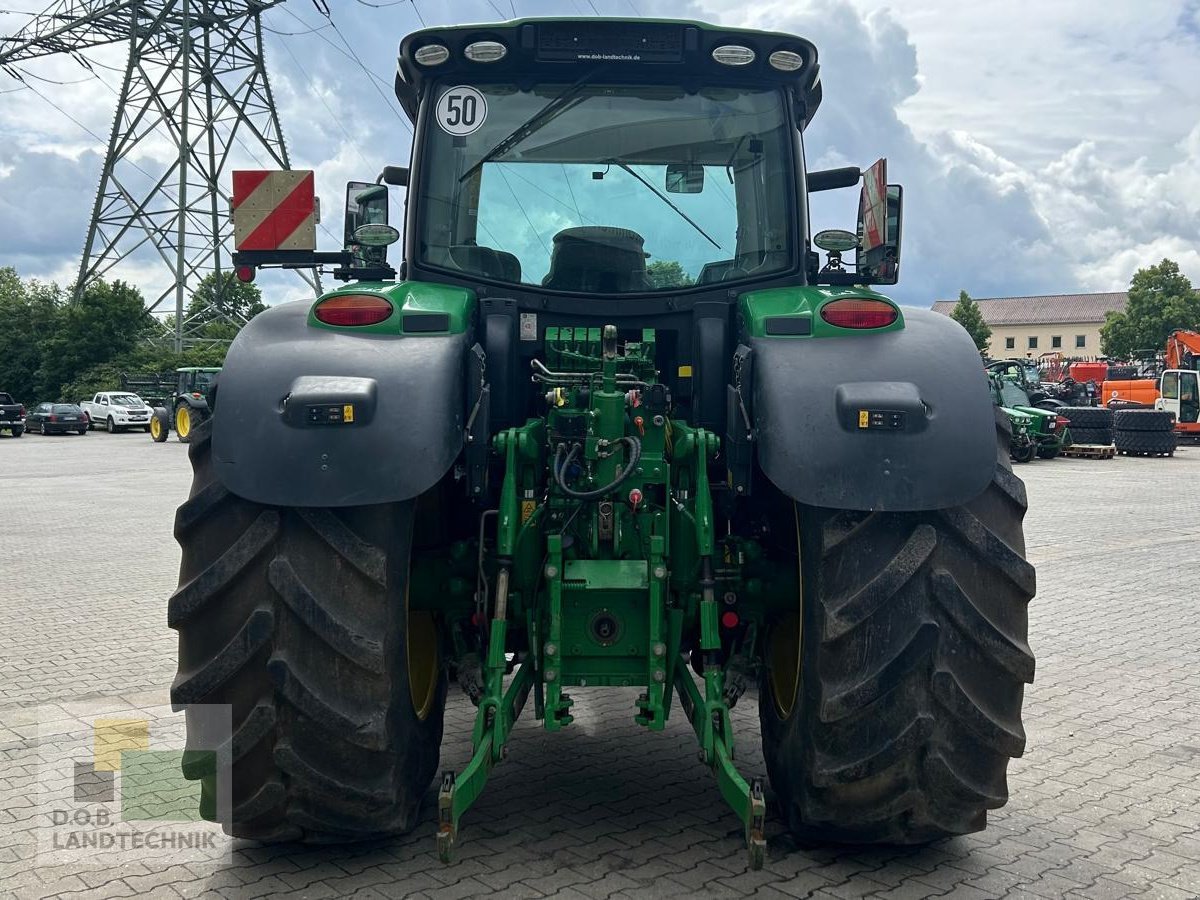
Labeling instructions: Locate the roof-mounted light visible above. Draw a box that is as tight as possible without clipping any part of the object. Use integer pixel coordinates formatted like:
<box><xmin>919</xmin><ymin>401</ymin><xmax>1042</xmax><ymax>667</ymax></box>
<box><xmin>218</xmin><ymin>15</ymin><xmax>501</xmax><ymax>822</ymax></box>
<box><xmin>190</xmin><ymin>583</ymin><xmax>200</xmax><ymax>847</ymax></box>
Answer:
<box><xmin>464</xmin><ymin>40</ymin><xmax>507</xmax><ymax>63</ymax></box>
<box><xmin>769</xmin><ymin>50</ymin><xmax>804</xmax><ymax>72</ymax></box>
<box><xmin>414</xmin><ymin>44</ymin><xmax>450</xmax><ymax>66</ymax></box>
<box><xmin>712</xmin><ymin>45</ymin><xmax>756</xmax><ymax>66</ymax></box>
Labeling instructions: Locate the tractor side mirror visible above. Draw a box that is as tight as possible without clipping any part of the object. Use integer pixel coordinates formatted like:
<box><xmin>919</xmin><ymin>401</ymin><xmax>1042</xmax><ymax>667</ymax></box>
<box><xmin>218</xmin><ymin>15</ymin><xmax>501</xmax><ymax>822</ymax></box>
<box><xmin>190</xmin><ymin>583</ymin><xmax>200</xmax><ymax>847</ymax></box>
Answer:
<box><xmin>344</xmin><ymin>181</ymin><xmax>389</xmax><ymax>247</ymax></box>
<box><xmin>855</xmin><ymin>157</ymin><xmax>902</xmax><ymax>285</ymax></box>
<box><xmin>665</xmin><ymin>163</ymin><xmax>704</xmax><ymax>194</ymax></box>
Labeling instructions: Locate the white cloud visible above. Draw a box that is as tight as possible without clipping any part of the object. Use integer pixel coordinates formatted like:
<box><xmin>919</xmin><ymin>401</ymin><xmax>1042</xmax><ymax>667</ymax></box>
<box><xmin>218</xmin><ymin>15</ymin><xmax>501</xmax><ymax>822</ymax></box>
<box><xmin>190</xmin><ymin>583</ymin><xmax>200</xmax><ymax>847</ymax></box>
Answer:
<box><xmin>685</xmin><ymin>0</ymin><xmax>1200</xmax><ymax>301</ymax></box>
<box><xmin>4</xmin><ymin>0</ymin><xmax>1200</xmax><ymax>309</ymax></box>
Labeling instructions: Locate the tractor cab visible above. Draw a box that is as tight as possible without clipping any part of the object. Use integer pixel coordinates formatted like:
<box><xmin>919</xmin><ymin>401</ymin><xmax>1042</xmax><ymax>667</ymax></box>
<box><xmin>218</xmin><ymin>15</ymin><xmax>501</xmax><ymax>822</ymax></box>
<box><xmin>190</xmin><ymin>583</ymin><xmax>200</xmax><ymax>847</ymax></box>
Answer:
<box><xmin>177</xmin><ymin>367</ymin><xmax>219</xmax><ymax>396</ymax></box>
<box><xmin>389</xmin><ymin>19</ymin><xmax>901</xmax><ymax>296</ymax></box>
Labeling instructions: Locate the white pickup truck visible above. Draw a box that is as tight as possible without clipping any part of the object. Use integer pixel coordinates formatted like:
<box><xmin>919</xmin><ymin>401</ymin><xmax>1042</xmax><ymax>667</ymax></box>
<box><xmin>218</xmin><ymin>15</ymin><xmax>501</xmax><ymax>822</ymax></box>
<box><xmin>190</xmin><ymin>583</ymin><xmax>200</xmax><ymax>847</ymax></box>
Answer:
<box><xmin>80</xmin><ymin>392</ymin><xmax>154</xmax><ymax>433</ymax></box>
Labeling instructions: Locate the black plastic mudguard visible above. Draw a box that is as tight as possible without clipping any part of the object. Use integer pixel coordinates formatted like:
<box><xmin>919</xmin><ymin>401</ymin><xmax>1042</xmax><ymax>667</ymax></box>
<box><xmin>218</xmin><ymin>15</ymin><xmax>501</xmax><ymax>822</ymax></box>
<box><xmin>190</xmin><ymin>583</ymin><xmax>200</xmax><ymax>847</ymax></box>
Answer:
<box><xmin>211</xmin><ymin>301</ymin><xmax>467</xmax><ymax>508</ymax></box>
<box><xmin>751</xmin><ymin>308</ymin><xmax>995</xmax><ymax>512</ymax></box>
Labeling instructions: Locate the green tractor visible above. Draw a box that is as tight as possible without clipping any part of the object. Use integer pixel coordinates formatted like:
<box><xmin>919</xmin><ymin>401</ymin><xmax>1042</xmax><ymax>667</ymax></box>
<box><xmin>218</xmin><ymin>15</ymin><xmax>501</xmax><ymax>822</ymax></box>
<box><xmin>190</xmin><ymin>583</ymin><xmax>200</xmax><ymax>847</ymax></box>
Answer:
<box><xmin>122</xmin><ymin>367</ymin><xmax>221</xmax><ymax>443</ymax></box>
<box><xmin>987</xmin><ymin>363</ymin><xmax>1071</xmax><ymax>461</ymax></box>
<box><xmin>171</xmin><ymin>19</ymin><xmax>1035</xmax><ymax>868</ymax></box>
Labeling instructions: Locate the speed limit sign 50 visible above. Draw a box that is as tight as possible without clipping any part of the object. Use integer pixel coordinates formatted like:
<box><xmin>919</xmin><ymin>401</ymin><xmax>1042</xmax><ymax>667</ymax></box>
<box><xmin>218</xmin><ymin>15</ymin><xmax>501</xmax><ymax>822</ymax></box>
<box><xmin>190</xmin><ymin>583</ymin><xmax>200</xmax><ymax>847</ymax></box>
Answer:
<box><xmin>436</xmin><ymin>86</ymin><xmax>487</xmax><ymax>136</ymax></box>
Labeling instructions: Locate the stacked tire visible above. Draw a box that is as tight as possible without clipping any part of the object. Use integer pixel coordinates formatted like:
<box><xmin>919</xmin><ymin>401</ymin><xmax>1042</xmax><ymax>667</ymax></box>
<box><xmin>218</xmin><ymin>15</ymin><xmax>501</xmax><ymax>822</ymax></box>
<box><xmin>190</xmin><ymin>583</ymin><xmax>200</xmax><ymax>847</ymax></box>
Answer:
<box><xmin>1061</xmin><ymin>406</ymin><xmax>1113</xmax><ymax>446</ymax></box>
<box><xmin>1113</xmin><ymin>409</ymin><xmax>1176</xmax><ymax>457</ymax></box>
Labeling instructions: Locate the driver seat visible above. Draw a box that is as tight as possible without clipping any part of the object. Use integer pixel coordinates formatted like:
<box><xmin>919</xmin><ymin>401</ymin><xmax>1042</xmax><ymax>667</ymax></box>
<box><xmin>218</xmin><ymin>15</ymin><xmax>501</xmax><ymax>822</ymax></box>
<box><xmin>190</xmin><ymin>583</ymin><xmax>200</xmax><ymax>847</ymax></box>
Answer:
<box><xmin>542</xmin><ymin>227</ymin><xmax>649</xmax><ymax>293</ymax></box>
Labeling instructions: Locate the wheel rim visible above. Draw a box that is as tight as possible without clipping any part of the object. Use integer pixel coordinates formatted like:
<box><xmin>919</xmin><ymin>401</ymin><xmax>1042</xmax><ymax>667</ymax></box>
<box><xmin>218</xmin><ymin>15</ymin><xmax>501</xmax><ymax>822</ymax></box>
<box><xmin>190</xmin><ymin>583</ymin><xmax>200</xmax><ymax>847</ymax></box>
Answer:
<box><xmin>767</xmin><ymin>504</ymin><xmax>804</xmax><ymax>719</ymax></box>
<box><xmin>176</xmin><ymin>406</ymin><xmax>191</xmax><ymax>438</ymax></box>
<box><xmin>150</xmin><ymin>416</ymin><xmax>161</xmax><ymax>440</ymax></box>
<box><xmin>406</xmin><ymin>582</ymin><xmax>439</xmax><ymax>721</ymax></box>
<box><xmin>107</xmin><ymin>418</ymin><xmax>115</xmax><ymax>433</ymax></box>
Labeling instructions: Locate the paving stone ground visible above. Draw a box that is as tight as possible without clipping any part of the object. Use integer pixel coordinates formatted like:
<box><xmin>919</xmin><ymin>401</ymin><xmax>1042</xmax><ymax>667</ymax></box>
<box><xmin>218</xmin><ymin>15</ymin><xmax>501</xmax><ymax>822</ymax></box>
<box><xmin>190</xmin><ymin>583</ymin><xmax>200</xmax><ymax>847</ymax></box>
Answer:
<box><xmin>2</xmin><ymin>430</ymin><xmax>1199</xmax><ymax>899</ymax></box>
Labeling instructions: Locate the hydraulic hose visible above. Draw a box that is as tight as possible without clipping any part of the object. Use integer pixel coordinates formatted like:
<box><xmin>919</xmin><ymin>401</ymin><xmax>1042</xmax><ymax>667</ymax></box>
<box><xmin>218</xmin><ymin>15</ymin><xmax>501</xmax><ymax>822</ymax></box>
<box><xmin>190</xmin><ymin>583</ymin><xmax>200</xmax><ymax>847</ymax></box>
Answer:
<box><xmin>553</xmin><ymin>437</ymin><xmax>642</xmax><ymax>500</ymax></box>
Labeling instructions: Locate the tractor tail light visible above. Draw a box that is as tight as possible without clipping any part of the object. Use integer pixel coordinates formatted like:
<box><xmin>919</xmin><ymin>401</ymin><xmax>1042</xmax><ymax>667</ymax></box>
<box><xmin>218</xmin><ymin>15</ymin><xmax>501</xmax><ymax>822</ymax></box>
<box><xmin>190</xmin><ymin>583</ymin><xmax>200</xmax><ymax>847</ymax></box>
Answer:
<box><xmin>820</xmin><ymin>298</ymin><xmax>898</xmax><ymax>329</ymax></box>
<box><xmin>1057</xmin><ymin>416</ymin><xmax>1070</xmax><ymax>429</ymax></box>
<box><xmin>314</xmin><ymin>294</ymin><xmax>394</xmax><ymax>327</ymax></box>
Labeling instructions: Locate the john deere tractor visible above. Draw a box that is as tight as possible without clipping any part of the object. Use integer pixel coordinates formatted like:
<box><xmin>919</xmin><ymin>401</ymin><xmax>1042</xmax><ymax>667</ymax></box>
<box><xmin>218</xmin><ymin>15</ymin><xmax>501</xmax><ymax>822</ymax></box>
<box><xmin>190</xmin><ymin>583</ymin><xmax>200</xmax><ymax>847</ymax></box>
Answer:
<box><xmin>170</xmin><ymin>18</ymin><xmax>1035</xmax><ymax>868</ymax></box>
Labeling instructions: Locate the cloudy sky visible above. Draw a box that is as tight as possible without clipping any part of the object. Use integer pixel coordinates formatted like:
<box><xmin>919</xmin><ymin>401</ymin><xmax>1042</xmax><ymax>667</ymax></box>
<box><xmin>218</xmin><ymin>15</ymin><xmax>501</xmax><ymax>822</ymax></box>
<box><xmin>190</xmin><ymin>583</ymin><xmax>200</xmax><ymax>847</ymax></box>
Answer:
<box><xmin>1</xmin><ymin>0</ymin><xmax>1198</xmax><ymax>308</ymax></box>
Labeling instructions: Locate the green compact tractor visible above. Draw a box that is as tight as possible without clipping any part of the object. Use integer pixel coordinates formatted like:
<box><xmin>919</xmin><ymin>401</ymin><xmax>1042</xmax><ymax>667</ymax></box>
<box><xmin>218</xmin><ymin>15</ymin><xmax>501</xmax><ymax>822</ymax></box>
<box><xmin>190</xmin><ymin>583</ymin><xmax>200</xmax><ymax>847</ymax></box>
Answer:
<box><xmin>987</xmin><ymin>364</ymin><xmax>1071</xmax><ymax>461</ymax></box>
<box><xmin>171</xmin><ymin>19</ymin><xmax>1035</xmax><ymax>868</ymax></box>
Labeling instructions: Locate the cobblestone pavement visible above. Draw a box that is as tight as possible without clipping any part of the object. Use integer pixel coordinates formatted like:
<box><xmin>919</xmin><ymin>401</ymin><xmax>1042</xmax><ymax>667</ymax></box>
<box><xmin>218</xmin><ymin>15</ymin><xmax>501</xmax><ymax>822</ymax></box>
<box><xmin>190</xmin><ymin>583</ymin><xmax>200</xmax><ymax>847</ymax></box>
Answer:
<box><xmin>2</xmin><ymin>431</ymin><xmax>1200</xmax><ymax>899</ymax></box>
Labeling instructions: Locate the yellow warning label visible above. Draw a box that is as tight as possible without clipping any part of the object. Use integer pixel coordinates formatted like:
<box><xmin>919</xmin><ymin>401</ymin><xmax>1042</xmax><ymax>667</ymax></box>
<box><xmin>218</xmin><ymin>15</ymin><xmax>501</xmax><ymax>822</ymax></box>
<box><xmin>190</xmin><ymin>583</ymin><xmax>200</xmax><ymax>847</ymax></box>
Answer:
<box><xmin>858</xmin><ymin>409</ymin><xmax>869</xmax><ymax>429</ymax></box>
<box><xmin>343</xmin><ymin>404</ymin><xmax>355</xmax><ymax>423</ymax></box>
<box><xmin>677</xmin><ymin>365</ymin><xmax>693</xmax><ymax>378</ymax></box>
<box><xmin>520</xmin><ymin>500</ymin><xmax>536</xmax><ymax>523</ymax></box>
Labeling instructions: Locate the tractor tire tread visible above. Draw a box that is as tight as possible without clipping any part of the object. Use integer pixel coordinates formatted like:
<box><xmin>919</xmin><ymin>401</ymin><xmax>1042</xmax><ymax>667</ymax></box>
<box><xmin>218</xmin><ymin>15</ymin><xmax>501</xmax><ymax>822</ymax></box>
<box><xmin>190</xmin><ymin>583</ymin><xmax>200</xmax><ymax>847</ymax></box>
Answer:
<box><xmin>169</xmin><ymin>416</ymin><xmax>446</xmax><ymax>843</ymax></box>
<box><xmin>1112</xmin><ymin>409</ymin><xmax>1174</xmax><ymax>432</ymax></box>
<box><xmin>1114</xmin><ymin>429</ymin><xmax>1177</xmax><ymax>456</ymax></box>
<box><xmin>1067</xmin><ymin>426</ymin><xmax>1113</xmax><ymax>446</ymax></box>
<box><xmin>1059</xmin><ymin>406</ymin><xmax>1113</xmax><ymax>430</ymax></box>
<box><xmin>761</xmin><ymin>408</ymin><xmax>1034</xmax><ymax>844</ymax></box>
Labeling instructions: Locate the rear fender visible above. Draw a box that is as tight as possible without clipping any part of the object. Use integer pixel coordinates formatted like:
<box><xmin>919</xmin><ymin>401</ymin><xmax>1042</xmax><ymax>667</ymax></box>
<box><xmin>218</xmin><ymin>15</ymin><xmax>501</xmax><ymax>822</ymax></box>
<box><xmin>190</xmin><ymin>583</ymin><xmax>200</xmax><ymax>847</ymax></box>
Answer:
<box><xmin>751</xmin><ymin>308</ymin><xmax>995</xmax><ymax>511</ymax></box>
<box><xmin>179</xmin><ymin>394</ymin><xmax>210</xmax><ymax>411</ymax></box>
<box><xmin>211</xmin><ymin>301</ymin><xmax>468</xmax><ymax>507</ymax></box>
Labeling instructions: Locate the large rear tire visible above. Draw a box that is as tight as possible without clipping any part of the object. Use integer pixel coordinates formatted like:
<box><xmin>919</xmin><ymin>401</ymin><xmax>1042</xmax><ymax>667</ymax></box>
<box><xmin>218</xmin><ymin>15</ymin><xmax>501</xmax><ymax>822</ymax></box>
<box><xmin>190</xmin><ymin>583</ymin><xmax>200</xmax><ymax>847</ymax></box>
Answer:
<box><xmin>169</xmin><ymin>416</ymin><xmax>446</xmax><ymax>841</ymax></box>
<box><xmin>760</xmin><ymin>409</ymin><xmax>1035</xmax><ymax>843</ymax></box>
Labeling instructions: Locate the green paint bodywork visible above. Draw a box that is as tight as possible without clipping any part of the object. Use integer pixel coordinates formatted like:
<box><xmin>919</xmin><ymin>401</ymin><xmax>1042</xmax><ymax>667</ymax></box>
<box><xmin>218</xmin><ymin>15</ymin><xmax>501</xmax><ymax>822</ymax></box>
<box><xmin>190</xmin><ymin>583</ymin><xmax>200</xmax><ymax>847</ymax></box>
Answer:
<box><xmin>306</xmin><ymin>280</ymin><xmax>475</xmax><ymax>334</ymax></box>
<box><xmin>738</xmin><ymin>285</ymin><xmax>904</xmax><ymax>338</ymax></box>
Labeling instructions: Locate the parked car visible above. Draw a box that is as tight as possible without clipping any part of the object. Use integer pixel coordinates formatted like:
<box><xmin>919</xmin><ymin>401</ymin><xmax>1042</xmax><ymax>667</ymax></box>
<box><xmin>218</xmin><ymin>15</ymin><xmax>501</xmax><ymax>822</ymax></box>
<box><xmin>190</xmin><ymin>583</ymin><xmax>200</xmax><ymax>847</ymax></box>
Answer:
<box><xmin>27</xmin><ymin>403</ymin><xmax>89</xmax><ymax>435</ymax></box>
<box><xmin>79</xmin><ymin>391</ymin><xmax>153</xmax><ymax>433</ymax></box>
<box><xmin>0</xmin><ymin>391</ymin><xmax>25</xmax><ymax>437</ymax></box>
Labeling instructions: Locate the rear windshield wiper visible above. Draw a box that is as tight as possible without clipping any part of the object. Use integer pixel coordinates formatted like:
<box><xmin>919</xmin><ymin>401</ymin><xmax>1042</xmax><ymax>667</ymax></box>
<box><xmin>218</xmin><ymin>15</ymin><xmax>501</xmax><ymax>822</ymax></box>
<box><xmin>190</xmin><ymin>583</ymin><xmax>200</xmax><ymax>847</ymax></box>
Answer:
<box><xmin>613</xmin><ymin>161</ymin><xmax>721</xmax><ymax>250</ymax></box>
<box><xmin>459</xmin><ymin>69</ymin><xmax>602</xmax><ymax>184</ymax></box>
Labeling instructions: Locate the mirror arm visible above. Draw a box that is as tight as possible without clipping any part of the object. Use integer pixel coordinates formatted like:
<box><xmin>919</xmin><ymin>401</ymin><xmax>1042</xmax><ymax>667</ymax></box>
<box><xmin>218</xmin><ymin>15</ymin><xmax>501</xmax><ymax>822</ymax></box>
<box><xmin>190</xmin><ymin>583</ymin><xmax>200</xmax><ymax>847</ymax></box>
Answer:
<box><xmin>808</xmin><ymin>166</ymin><xmax>861</xmax><ymax>193</ymax></box>
<box><xmin>379</xmin><ymin>166</ymin><xmax>410</xmax><ymax>186</ymax></box>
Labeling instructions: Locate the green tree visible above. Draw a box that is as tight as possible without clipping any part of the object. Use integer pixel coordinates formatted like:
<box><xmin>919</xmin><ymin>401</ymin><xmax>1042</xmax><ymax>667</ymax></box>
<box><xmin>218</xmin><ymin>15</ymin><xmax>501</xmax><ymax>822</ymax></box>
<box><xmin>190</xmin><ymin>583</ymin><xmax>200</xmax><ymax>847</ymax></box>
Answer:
<box><xmin>646</xmin><ymin>259</ymin><xmax>695</xmax><ymax>290</ymax></box>
<box><xmin>1100</xmin><ymin>259</ymin><xmax>1200</xmax><ymax>358</ymax></box>
<box><xmin>0</xmin><ymin>269</ymin><xmax>63</xmax><ymax>405</ymax></box>
<box><xmin>949</xmin><ymin>289</ymin><xmax>992</xmax><ymax>353</ymax></box>
<box><xmin>59</xmin><ymin>343</ymin><xmax>228</xmax><ymax>403</ymax></box>
<box><xmin>35</xmin><ymin>279</ymin><xmax>153</xmax><ymax>400</ymax></box>
<box><xmin>185</xmin><ymin>271</ymin><xmax>265</xmax><ymax>333</ymax></box>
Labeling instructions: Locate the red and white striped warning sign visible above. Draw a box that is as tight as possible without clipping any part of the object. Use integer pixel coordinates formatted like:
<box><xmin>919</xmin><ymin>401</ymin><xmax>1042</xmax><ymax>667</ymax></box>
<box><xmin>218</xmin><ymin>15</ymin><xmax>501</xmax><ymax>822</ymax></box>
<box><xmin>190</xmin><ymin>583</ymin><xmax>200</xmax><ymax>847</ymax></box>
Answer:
<box><xmin>232</xmin><ymin>170</ymin><xmax>317</xmax><ymax>252</ymax></box>
<box><xmin>858</xmin><ymin>158</ymin><xmax>887</xmax><ymax>253</ymax></box>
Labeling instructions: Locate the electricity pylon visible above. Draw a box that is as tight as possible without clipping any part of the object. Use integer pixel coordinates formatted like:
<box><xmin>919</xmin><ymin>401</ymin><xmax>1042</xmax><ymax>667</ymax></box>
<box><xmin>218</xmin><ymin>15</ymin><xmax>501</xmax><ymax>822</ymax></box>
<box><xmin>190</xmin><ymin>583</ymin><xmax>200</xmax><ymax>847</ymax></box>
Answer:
<box><xmin>0</xmin><ymin>1</ymin><xmax>315</xmax><ymax>350</ymax></box>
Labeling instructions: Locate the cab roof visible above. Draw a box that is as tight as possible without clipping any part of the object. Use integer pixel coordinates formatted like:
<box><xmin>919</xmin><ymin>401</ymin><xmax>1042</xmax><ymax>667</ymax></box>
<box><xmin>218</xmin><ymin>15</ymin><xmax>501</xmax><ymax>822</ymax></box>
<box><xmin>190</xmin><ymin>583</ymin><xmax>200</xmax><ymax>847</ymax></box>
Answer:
<box><xmin>395</xmin><ymin>18</ymin><xmax>822</xmax><ymax>129</ymax></box>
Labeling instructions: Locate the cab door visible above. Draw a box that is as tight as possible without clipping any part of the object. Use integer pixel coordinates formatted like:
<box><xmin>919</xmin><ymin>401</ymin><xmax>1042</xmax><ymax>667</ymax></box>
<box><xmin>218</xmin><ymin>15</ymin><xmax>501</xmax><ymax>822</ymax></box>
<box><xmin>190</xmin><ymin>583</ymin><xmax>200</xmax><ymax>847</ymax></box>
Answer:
<box><xmin>1159</xmin><ymin>370</ymin><xmax>1199</xmax><ymax>423</ymax></box>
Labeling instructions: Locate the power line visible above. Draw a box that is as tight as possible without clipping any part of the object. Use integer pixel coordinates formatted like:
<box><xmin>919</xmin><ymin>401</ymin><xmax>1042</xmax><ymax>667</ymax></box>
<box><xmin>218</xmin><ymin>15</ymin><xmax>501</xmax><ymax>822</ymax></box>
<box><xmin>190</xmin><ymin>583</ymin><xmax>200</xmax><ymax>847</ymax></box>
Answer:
<box><xmin>497</xmin><ymin>166</ymin><xmax>550</xmax><ymax>256</ymax></box>
<box><xmin>277</xmin><ymin>4</ymin><xmax>412</xmax><ymax>133</ymax></box>
<box><xmin>269</xmin><ymin>30</ymin><xmax>405</xmax><ymax>225</ymax></box>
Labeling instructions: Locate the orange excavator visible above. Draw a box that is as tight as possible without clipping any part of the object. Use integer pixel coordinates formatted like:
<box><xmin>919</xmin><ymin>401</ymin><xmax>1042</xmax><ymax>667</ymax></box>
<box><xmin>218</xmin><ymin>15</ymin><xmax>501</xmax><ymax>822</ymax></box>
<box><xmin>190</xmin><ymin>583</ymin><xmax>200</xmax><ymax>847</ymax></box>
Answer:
<box><xmin>1103</xmin><ymin>330</ymin><xmax>1200</xmax><ymax>437</ymax></box>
